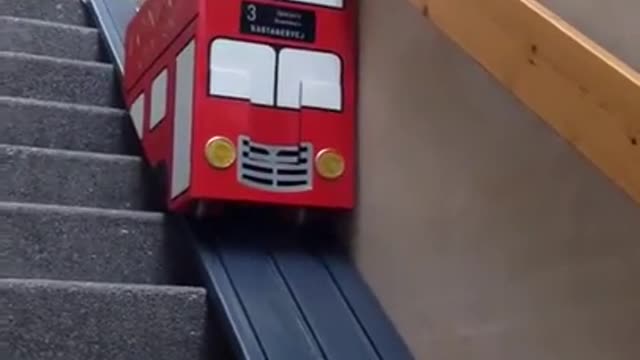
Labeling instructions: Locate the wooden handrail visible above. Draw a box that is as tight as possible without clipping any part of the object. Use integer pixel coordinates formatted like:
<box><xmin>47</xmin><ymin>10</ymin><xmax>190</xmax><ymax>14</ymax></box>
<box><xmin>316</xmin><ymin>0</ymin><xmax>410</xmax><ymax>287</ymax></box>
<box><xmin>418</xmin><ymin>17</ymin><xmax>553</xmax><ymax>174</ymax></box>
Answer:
<box><xmin>410</xmin><ymin>0</ymin><xmax>640</xmax><ymax>204</ymax></box>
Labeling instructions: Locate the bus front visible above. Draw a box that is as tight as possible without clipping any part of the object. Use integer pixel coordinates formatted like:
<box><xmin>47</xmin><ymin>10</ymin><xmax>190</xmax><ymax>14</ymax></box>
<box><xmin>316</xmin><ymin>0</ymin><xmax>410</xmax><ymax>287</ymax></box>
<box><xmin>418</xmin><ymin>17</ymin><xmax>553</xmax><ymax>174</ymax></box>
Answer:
<box><xmin>191</xmin><ymin>0</ymin><xmax>356</xmax><ymax>209</ymax></box>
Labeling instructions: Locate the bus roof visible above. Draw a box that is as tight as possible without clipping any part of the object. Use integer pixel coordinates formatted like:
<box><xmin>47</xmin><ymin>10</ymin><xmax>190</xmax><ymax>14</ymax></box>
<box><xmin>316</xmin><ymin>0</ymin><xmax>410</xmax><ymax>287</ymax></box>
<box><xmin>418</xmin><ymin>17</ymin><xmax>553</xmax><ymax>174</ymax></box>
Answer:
<box><xmin>123</xmin><ymin>0</ymin><xmax>198</xmax><ymax>91</ymax></box>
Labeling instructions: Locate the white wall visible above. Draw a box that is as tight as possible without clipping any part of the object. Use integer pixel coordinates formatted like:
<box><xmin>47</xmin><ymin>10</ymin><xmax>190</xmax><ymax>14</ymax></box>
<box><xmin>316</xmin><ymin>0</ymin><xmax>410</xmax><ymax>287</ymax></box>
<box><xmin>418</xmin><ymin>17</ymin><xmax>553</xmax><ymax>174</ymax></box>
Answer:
<box><xmin>354</xmin><ymin>1</ymin><xmax>640</xmax><ymax>359</ymax></box>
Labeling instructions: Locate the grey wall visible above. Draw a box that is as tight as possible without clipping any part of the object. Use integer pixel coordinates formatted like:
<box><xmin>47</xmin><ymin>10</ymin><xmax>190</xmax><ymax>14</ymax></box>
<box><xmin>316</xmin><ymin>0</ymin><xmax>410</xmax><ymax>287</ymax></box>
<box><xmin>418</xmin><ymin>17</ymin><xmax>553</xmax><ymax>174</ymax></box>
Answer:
<box><xmin>353</xmin><ymin>0</ymin><xmax>640</xmax><ymax>359</ymax></box>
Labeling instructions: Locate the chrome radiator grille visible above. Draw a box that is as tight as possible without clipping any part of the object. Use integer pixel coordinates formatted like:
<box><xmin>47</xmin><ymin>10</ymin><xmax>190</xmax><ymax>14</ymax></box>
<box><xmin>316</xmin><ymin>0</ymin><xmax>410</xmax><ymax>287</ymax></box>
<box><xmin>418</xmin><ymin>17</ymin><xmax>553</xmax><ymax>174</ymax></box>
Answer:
<box><xmin>237</xmin><ymin>135</ymin><xmax>313</xmax><ymax>192</ymax></box>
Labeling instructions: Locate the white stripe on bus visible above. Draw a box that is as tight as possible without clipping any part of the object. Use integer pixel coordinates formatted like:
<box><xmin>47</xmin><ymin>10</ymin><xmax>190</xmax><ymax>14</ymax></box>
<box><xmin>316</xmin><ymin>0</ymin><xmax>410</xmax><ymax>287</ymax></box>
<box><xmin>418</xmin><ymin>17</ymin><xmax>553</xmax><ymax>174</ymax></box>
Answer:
<box><xmin>171</xmin><ymin>39</ymin><xmax>196</xmax><ymax>199</ymax></box>
<box><xmin>129</xmin><ymin>93</ymin><xmax>145</xmax><ymax>139</ymax></box>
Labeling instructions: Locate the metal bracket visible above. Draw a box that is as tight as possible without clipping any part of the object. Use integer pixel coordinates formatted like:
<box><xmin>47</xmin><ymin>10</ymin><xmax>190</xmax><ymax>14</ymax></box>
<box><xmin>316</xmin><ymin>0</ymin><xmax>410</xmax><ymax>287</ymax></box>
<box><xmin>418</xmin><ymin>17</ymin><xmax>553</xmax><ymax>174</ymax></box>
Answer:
<box><xmin>83</xmin><ymin>0</ymin><xmax>138</xmax><ymax>73</ymax></box>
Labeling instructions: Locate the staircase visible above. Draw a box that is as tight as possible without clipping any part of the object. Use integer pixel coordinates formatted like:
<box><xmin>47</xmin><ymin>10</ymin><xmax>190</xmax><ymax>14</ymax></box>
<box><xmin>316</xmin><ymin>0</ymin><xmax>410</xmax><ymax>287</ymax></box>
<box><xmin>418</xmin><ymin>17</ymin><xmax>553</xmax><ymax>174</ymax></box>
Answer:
<box><xmin>1</xmin><ymin>0</ymin><xmax>217</xmax><ymax>358</ymax></box>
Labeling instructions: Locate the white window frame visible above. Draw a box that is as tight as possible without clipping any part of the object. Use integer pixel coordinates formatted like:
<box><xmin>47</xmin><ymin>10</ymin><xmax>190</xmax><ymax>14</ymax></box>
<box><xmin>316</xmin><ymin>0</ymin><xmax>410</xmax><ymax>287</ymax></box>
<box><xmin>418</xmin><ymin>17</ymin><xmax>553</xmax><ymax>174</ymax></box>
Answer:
<box><xmin>284</xmin><ymin>0</ymin><xmax>344</xmax><ymax>9</ymax></box>
<box><xmin>276</xmin><ymin>48</ymin><xmax>343</xmax><ymax>111</ymax></box>
<box><xmin>209</xmin><ymin>38</ymin><xmax>277</xmax><ymax>106</ymax></box>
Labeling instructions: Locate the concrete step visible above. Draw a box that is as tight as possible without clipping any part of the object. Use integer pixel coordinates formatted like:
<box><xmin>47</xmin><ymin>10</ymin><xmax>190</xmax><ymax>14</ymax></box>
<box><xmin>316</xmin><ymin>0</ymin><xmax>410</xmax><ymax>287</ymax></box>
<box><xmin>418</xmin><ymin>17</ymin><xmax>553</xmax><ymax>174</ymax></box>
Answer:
<box><xmin>0</xmin><ymin>0</ymin><xmax>91</xmax><ymax>27</ymax></box>
<box><xmin>0</xmin><ymin>96</ymin><xmax>135</xmax><ymax>155</ymax></box>
<box><xmin>0</xmin><ymin>144</ymin><xmax>152</xmax><ymax>210</ymax></box>
<box><xmin>0</xmin><ymin>51</ymin><xmax>120</xmax><ymax>107</ymax></box>
<box><xmin>2</xmin><ymin>278</ymin><xmax>211</xmax><ymax>360</ymax></box>
<box><xmin>0</xmin><ymin>202</ymin><xmax>200</xmax><ymax>285</ymax></box>
<box><xmin>0</xmin><ymin>16</ymin><xmax>104</xmax><ymax>62</ymax></box>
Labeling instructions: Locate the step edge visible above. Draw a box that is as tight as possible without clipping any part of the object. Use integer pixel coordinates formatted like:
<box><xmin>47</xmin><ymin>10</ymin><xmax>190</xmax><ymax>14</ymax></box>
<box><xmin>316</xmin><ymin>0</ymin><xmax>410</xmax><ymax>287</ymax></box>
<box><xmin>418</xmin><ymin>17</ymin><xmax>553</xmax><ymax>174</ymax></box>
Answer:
<box><xmin>0</xmin><ymin>277</ymin><xmax>207</xmax><ymax>295</ymax></box>
<box><xmin>0</xmin><ymin>50</ymin><xmax>113</xmax><ymax>69</ymax></box>
<box><xmin>0</xmin><ymin>143</ymin><xmax>141</xmax><ymax>162</ymax></box>
<box><xmin>0</xmin><ymin>96</ymin><xmax>126</xmax><ymax>115</ymax></box>
<box><xmin>0</xmin><ymin>15</ymin><xmax>98</xmax><ymax>33</ymax></box>
<box><xmin>0</xmin><ymin>201</ymin><xmax>164</xmax><ymax>220</ymax></box>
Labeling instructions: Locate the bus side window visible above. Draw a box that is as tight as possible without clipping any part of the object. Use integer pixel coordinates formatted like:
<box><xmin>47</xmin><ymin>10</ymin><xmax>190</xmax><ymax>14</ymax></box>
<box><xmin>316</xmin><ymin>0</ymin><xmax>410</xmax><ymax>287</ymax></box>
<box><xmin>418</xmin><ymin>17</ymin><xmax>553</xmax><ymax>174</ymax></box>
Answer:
<box><xmin>130</xmin><ymin>93</ymin><xmax>145</xmax><ymax>139</ymax></box>
<box><xmin>150</xmin><ymin>69</ymin><xmax>168</xmax><ymax>130</ymax></box>
<box><xmin>276</xmin><ymin>48</ymin><xmax>342</xmax><ymax>111</ymax></box>
<box><xmin>209</xmin><ymin>39</ymin><xmax>276</xmax><ymax>106</ymax></box>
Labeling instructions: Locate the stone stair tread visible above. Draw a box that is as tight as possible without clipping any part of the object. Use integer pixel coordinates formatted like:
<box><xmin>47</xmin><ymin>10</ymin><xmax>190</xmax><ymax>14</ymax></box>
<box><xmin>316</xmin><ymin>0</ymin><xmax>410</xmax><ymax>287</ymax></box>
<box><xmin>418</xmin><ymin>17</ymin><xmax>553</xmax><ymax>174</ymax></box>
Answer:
<box><xmin>0</xmin><ymin>144</ymin><xmax>152</xmax><ymax>210</ymax></box>
<box><xmin>0</xmin><ymin>201</ymin><xmax>203</xmax><ymax>285</ymax></box>
<box><xmin>2</xmin><ymin>277</ymin><xmax>210</xmax><ymax>360</ymax></box>
<box><xmin>0</xmin><ymin>51</ymin><xmax>120</xmax><ymax>107</ymax></box>
<box><xmin>0</xmin><ymin>96</ymin><xmax>134</xmax><ymax>154</ymax></box>
<box><xmin>0</xmin><ymin>15</ymin><xmax>104</xmax><ymax>62</ymax></box>
<box><xmin>0</xmin><ymin>0</ymin><xmax>92</xmax><ymax>27</ymax></box>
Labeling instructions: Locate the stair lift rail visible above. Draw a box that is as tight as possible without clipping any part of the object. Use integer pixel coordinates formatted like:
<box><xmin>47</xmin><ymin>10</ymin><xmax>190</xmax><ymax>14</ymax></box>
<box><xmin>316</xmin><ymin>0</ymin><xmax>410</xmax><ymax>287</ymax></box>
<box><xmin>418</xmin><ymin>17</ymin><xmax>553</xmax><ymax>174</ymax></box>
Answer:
<box><xmin>83</xmin><ymin>1</ymin><xmax>413</xmax><ymax>359</ymax></box>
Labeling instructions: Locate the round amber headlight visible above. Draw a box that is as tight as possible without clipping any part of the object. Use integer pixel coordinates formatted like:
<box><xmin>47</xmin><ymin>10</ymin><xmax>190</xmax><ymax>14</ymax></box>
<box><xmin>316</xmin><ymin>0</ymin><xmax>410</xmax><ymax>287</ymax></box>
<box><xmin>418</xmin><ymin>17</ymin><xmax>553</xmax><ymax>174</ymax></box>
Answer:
<box><xmin>315</xmin><ymin>148</ymin><xmax>345</xmax><ymax>180</ymax></box>
<box><xmin>204</xmin><ymin>136</ymin><xmax>236</xmax><ymax>169</ymax></box>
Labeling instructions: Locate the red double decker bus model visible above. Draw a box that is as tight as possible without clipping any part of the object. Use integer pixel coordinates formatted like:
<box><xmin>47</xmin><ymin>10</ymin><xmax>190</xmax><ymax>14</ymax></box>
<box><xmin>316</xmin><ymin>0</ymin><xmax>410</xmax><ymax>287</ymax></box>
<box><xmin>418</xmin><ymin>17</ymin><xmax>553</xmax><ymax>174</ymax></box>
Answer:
<box><xmin>122</xmin><ymin>0</ymin><xmax>357</xmax><ymax>214</ymax></box>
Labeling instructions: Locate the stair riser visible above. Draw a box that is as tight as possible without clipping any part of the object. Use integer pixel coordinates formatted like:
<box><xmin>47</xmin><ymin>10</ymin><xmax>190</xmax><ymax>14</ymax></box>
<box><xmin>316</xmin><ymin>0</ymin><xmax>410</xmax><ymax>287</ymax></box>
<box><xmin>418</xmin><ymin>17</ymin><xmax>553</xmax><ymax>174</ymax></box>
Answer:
<box><xmin>3</xmin><ymin>279</ymin><xmax>210</xmax><ymax>360</ymax></box>
<box><xmin>0</xmin><ymin>52</ymin><xmax>121</xmax><ymax>107</ymax></box>
<box><xmin>0</xmin><ymin>97</ymin><xmax>135</xmax><ymax>154</ymax></box>
<box><xmin>0</xmin><ymin>16</ymin><xmax>105</xmax><ymax>62</ymax></box>
<box><xmin>0</xmin><ymin>145</ymin><xmax>152</xmax><ymax>210</ymax></box>
<box><xmin>0</xmin><ymin>0</ymin><xmax>91</xmax><ymax>27</ymax></box>
<box><xmin>0</xmin><ymin>203</ymin><xmax>202</xmax><ymax>285</ymax></box>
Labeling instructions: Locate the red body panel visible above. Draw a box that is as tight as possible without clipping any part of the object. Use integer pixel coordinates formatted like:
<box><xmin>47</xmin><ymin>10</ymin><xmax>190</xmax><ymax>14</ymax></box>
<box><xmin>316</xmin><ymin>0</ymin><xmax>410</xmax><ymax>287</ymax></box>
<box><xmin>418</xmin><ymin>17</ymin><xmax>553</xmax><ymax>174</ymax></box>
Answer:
<box><xmin>123</xmin><ymin>0</ymin><xmax>357</xmax><ymax>213</ymax></box>
<box><xmin>123</xmin><ymin>0</ymin><xmax>198</xmax><ymax>92</ymax></box>
<box><xmin>127</xmin><ymin>23</ymin><xmax>198</xmax><ymax>212</ymax></box>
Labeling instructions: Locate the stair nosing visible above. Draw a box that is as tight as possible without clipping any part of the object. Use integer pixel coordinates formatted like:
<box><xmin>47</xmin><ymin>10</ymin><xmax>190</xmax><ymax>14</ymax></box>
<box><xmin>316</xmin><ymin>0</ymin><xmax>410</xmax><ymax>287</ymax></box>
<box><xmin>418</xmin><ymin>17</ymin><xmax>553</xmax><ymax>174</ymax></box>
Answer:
<box><xmin>0</xmin><ymin>278</ymin><xmax>207</xmax><ymax>294</ymax></box>
<box><xmin>0</xmin><ymin>50</ymin><xmax>113</xmax><ymax>69</ymax></box>
<box><xmin>0</xmin><ymin>95</ymin><xmax>126</xmax><ymax>115</ymax></box>
<box><xmin>1</xmin><ymin>143</ymin><xmax>141</xmax><ymax>162</ymax></box>
<box><xmin>0</xmin><ymin>201</ymin><xmax>164</xmax><ymax>219</ymax></box>
<box><xmin>0</xmin><ymin>15</ymin><xmax>99</xmax><ymax>33</ymax></box>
